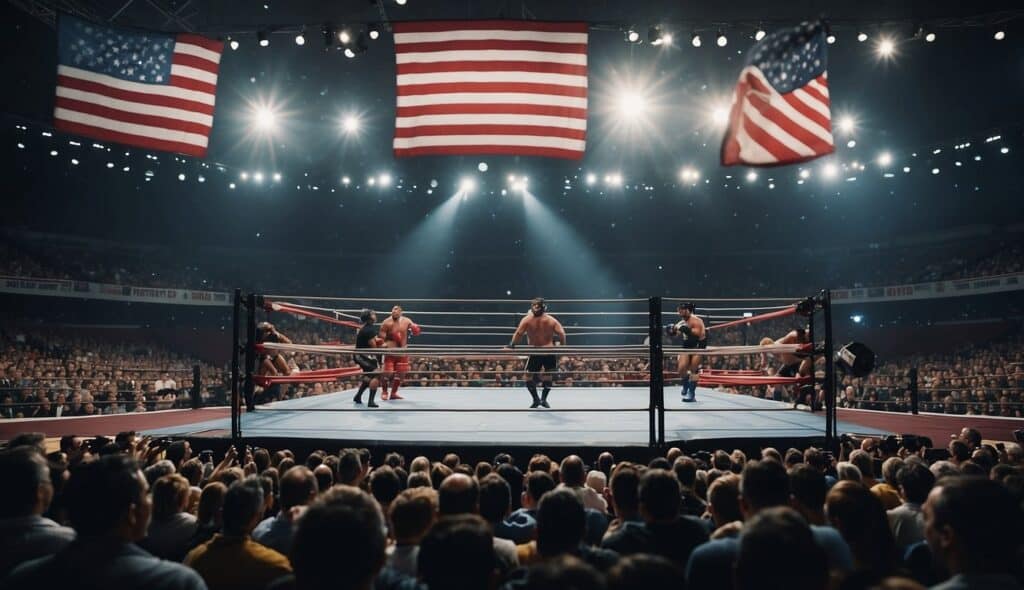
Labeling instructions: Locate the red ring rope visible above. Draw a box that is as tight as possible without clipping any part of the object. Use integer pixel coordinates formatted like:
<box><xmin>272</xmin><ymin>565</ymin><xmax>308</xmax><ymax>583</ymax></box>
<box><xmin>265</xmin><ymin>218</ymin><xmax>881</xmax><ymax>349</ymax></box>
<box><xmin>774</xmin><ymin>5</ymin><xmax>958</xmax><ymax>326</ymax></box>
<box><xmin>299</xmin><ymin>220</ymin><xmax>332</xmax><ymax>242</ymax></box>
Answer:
<box><xmin>266</xmin><ymin>300</ymin><xmax>362</xmax><ymax>330</ymax></box>
<box><xmin>706</xmin><ymin>304</ymin><xmax>798</xmax><ymax>331</ymax></box>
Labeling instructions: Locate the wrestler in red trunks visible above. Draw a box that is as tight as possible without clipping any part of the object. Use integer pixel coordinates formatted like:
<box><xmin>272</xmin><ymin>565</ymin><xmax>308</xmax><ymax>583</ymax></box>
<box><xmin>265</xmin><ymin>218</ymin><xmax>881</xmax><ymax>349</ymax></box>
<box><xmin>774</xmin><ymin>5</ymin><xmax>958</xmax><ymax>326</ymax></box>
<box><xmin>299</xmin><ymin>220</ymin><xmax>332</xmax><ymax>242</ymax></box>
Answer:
<box><xmin>379</xmin><ymin>304</ymin><xmax>421</xmax><ymax>400</ymax></box>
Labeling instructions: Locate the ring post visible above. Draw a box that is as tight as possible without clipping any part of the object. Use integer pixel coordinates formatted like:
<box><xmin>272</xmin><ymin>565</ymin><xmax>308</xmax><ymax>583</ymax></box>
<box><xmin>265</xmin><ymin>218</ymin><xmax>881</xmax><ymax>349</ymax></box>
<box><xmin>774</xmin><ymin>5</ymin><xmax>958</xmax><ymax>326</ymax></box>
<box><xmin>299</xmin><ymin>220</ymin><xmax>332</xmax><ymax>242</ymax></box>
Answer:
<box><xmin>231</xmin><ymin>288</ymin><xmax>241</xmax><ymax>442</ymax></box>
<box><xmin>808</xmin><ymin>301</ymin><xmax>817</xmax><ymax>412</ymax></box>
<box><xmin>822</xmin><ymin>289</ymin><xmax>837</xmax><ymax>450</ymax></box>
<box><xmin>908</xmin><ymin>368</ymin><xmax>919</xmax><ymax>415</ymax></box>
<box><xmin>190</xmin><ymin>364</ymin><xmax>201</xmax><ymax>410</ymax></box>
<box><xmin>648</xmin><ymin>297</ymin><xmax>664</xmax><ymax>447</ymax></box>
<box><xmin>244</xmin><ymin>292</ymin><xmax>257</xmax><ymax>414</ymax></box>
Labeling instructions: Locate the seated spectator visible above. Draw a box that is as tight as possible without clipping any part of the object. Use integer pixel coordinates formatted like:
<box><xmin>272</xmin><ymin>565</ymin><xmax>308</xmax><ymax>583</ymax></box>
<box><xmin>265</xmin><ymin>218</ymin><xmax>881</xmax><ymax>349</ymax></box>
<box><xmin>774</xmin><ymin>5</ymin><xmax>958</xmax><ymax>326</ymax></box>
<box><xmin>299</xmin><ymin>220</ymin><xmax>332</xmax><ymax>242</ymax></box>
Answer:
<box><xmin>706</xmin><ymin>473</ymin><xmax>742</xmax><ymax>536</ymax></box>
<box><xmin>253</xmin><ymin>466</ymin><xmax>317</xmax><ymax>556</ymax></box>
<box><xmin>439</xmin><ymin>473</ymin><xmax>518</xmax><ymax>573</ymax></box>
<box><xmin>479</xmin><ymin>473</ymin><xmax>512</xmax><ymax>536</ymax></box>
<box><xmin>386</xmin><ymin>487</ymin><xmax>438</xmax><ymax>578</ymax></box>
<box><xmin>497</xmin><ymin>470</ymin><xmax>555</xmax><ymax>544</ymax></box>
<box><xmin>368</xmin><ymin>466</ymin><xmax>402</xmax><ymax>514</ymax></box>
<box><xmin>735</xmin><ymin>507</ymin><xmax>828</xmax><ymax>590</ymax></box>
<box><xmin>185</xmin><ymin>477</ymin><xmax>291</xmax><ymax>590</ymax></box>
<box><xmin>924</xmin><ymin>476</ymin><xmax>1024</xmax><ymax>589</ymax></box>
<box><xmin>418</xmin><ymin>514</ymin><xmax>496</xmax><ymax>590</ymax></box>
<box><xmin>788</xmin><ymin>464</ymin><xmax>827</xmax><ymax>526</ymax></box>
<box><xmin>849</xmin><ymin>450</ymin><xmax>878</xmax><ymax>488</ymax></box>
<box><xmin>887</xmin><ymin>462</ymin><xmax>934</xmax><ymax>550</ymax></box>
<box><xmin>825</xmin><ymin>480</ymin><xmax>900</xmax><ymax>587</ymax></box>
<box><xmin>312</xmin><ymin>464</ymin><xmax>333</xmax><ymax>492</ymax></box>
<box><xmin>495</xmin><ymin>462</ymin><xmax>524</xmax><ymax>511</ymax></box>
<box><xmin>685</xmin><ymin>460</ymin><xmax>853</xmax><ymax>590</ymax></box>
<box><xmin>516</xmin><ymin>554</ymin><xmax>606</xmax><ymax>590</ymax></box>
<box><xmin>288</xmin><ymin>486</ymin><xmax>390</xmax><ymax>590</ymax></box>
<box><xmin>337</xmin><ymin>449</ymin><xmax>363</xmax><ymax>487</ymax></box>
<box><xmin>606</xmin><ymin>554</ymin><xmax>683</xmax><ymax>590</ymax></box>
<box><xmin>4</xmin><ymin>454</ymin><xmax>204</xmax><ymax>590</ymax></box>
<box><xmin>0</xmin><ymin>447</ymin><xmax>75</xmax><ymax>577</ymax></box>
<box><xmin>518</xmin><ymin>488</ymin><xmax>619</xmax><ymax>572</ymax></box>
<box><xmin>140</xmin><ymin>474</ymin><xmax>197</xmax><ymax>562</ymax></box>
<box><xmin>188</xmin><ymin>482</ymin><xmax>226</xmax><ymax>552</ymax></box>
<box><xmin>602</xmin><ymin>465</ymin><xmax>641</xmax><ymax>539</ymax></box>
<box><xmin>673</xmin><ymin>456</ymin><xmax>707</xmax><ymax>517</ymax></box>
<box><xmin>871</xmin><ymin>457</ymin><xmax>904</xmax><ymax>510</ymax></box>
<box><xmin>559</xmin><ymin>455</ymin><xmax>607</xmax><ymax>512</ymax></box>
<box><xmin>601</xmin><ymin>469</ymin><xmax>708</xmax><ymax>569</ymax></box>
<box><xmin>836</xmin><ymin>461</ymin><xmax>863</xmax><ymax>483</ymax></box>
<box><xmin>586</xmin><ymin>470</ymin><xmax>607</xmax><ymax>496</ymax></box>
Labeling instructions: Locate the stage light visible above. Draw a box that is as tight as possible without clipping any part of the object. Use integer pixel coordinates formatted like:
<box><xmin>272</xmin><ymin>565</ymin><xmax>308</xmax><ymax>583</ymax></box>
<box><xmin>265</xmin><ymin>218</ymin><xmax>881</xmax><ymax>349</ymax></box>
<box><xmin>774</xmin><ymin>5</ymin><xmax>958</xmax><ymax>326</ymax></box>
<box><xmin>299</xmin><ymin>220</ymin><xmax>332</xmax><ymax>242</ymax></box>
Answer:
<box><xmin>368</xmin><ymin>177</ymin><xmax>376</xmax><ymax>186</ymax></box>
<box><xmin>197</xmin><ymin>175</ymin><xmax>206</xmax><ymax>183</ymax></box>
<box><xmin>903</xmin><ymin>166</ymin><xmax>911</xmax><ymax>173</ymax></box>
<box><xmin>378</xmin><ymin>173</ymin><xmax>392</xmax><ymax>187</ymax></box>
<box><xmin>240</xmin><ymin>171</ymin><xmax>249</xmax><ymax>181</ymax></box>
<box><xmin>368</xmin><ymin>28</ymin><xmax>380</xmax><ymax>40</ymax></box>
<box><xmin>837</xmin><ymin>115</ymin><xmax>855</xmax><ymax>135</ymax></box>
<box><xmin>850</xmin><ymin>314</ymin><xmax>863</xmax><ymax>324</ymax></box>
<box><xmin>295</xmin><ymin>32</ymin><xmax>306</xmax><ymax>46</ymax></box>
<box><xmin>338</xmin><ymin>30</ymin><xmax>351</xmax><ymax>44</ymax></box>
<box><xmin>272</xmin><ymin>172</ymin><xmax>282</xmax><ymax>182</ymax></box>
<box><xmin>754</xmin><ymin>29</ymin><xmax>766</xmax><ymax>41</ymax></box>
<box><xmin>994</xmin><ymin>30</ymin><xmax>1005</xmax><ymax>41</ymax></box>
<box><xmin>585</xmin><ymin>173</ymin><xmax>597</xmax><ymax>186</ymax></box>
<box><xmin>876</xmin><ymin>151</ymin><xmax>893</xmax><ymax>167</ymax></box>
<box><xmin>745</xmin><ymin>170</ymin><xmax>757</xmax><ymax>182</ymax></box>
<box><xmin>924</xmin><ymin>31</ymin><xmax>936</xmax><ymax>43</ymax></box>
<box><xmin>70</xmin><ymin>158</ymin><xmax>79</xmax><ymax>165</ymax></box>
<box><xmin>177</xmin><ymin>173</ymin><xmax>186</xmax><ymax>181</ymax></box>
<box><xmin>822</xmin><ymin>162</ymin><xmax>839</xmax><ymax>178</ymax></box>
<box><xmin>857</xmin><ymin>32</ymin><xmax>868</xmax><ymax>42</ymax></box>
<box><xmin>616</xmin><ymin>90</ymin><xmax>648</xmax><ymax>120</ymax></box>
<box><xmin>711</xmin><ymin>104</ymin><xmax>729</xmax><ymax>126</ymax></box>
<box><xmin>258</xmin><ymin>31</ymin><xmax>269</xmax><ymax>47</ymax></box>
<box><xmin>931</xmin><ymin>168</ymin><xmax>940</xmax><ymax>175</ymax></box>
<box><xmin>799</xmin><ymin>168</ymin><xmax>811</xmax><ymax>179</ymax></box>
<box><xmin>341</xmin><ymin>114</ymin><xmax>360</xmax><ymax>134</ymax></box>
<box><xmin>106</xmin><ymin>162</ymin><xmax>114</xmax><ymax>168</ymax></box>
<box><xmin>251</xmin><ymin>107</ymin><xmax>276</xmax><ymax>133</ymax></box>
<box><xmin>1001</xmin><ymin>146</ymin><xmax>1010</xmax><ymax>154</ymax></box>
<box><xmin>847</xmin><ymin>140</ymin><xmax>856</xmax><ymax>148</ymax></box>
<box><xmin>253</xmin><ymin>171</ymin><xmax>264</xmax><ymax>183</ymax></box>
<box><xmin>229</xmin><ymin>182</ymin><xmax>236</xmax><ymax>189</ymax></box>
<box><xmin>826</xmin><ymin>33</ymin><xmax>836</xmax><ymax>44</ymax></box>
<box><xmin>626</xmin><ymin>29</ymin><xmax>640</xmax><ymax>43</ymax></box>
<box><xmin>605</xmin><ymin>173</ymin><xmax>623</xmax><ymax>187</ymax></box>
<box><xmin>344</xmin><ymin>48</ymin><xmax>356</xmax><ymax>58</ymax></box>
<box><xmin>395</xmin><ymin>0</ymin><xmax>407</xmax><ymax>5</ymax></box>
<box><xmin>691</xmin><ymin>33</ymin><xmax>702</xmax><ymax>47</ymax></box>
<box><xmin>743</xmin><ymin>312</ymin><xmax>754</xmax><ymax>318</ymax></box>
<box><xmin>716</xmin><ymin>31</ymin><xmax>727</xmax><ymax>47</ymax></box>
<box><xmin>229</xmin><ymin>38</ymin><xmax>239</xmax><ymax>50</ymax></box>
<box><xmin>477</xmin><ymin>162</ymin><xmax>488</xmax><ymax>172</ymax></box>
<box><xmin>649</xmin><ymin>26</ymin><xmax>670</xmax><ymax>46</ymax></box>
<box><xmin>341</xmin><ymin>175</ymin><xmax>351</xmax><ymax>185</ymax></box>
<box><xmin>459</xmin><ymin>177</ymin><xmax>476</xmax><ymax>193</ymax></box>
<box><xmin>680</xmin><ymin>166</ymin><xmax>700</xmax><ymax>183</ymax></box>
<box><xmin>876</xmin><ymin>37</ymin><xmax>896</xmax><ymax>58</ymax></box>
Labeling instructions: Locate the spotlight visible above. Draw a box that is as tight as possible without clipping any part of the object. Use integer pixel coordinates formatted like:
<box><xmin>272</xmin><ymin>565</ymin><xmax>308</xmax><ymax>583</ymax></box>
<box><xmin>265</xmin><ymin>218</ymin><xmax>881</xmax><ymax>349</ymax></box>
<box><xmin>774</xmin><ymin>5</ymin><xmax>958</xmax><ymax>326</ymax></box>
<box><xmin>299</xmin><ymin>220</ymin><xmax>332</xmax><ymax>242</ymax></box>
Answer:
<box><xmin>837</xmin><ymin>115</ymin><xmax>855</xmax><ymax>135</ymax></box>
<box><xmin>368</xmin><ymin>177</ymin><xmax>376</xmax><ymax>186</ymax></box>
<box><xmin>229</xmin><ymin>38</ymin><xmax>239</xmax><ymax>50</ymax></box>
<box><xmin>876</xmin><ymin>151</ymin><xmax>893</xmax><ymax>167</ymax></box>
<box><xmin>1001</xmin><ymin>147</ymin><xmax>1010</xmax><ymax>154</ymax></box>
<box><xmin>585</xmin><ymin>173</ymin><xmax>597</xmax><ymax>186</ymax></box>
<box><xmin>850</xmin><ymin>314</ymin><xmax>863</xmax><ymax>324</ymax></box>
<box><xmin>378</xmin><ymin>173</ymin><xmax>392</xmax><ymax>187</ymax></box>
<box><xmin>368</xmin><ymin>27</ymin><xmax>380</xmax><ymax>40</ymax></box>
<box><xmin>924</xmin><ymin>31</ymin><xmax>936</xmax><ymax>43</ymax></box>
<box><xmin>605</xmin><ymin>173</ymin><xmax>623</xmax><ymax>187</ymax></box>
<box><xmin>716</xmin><ymin>31</ymin><xmax>727</xmax><ymax>47</ymax></box>
<box><xmin>341</xmin><ymin>114</ymin><xmax>360</xmax><ymax>134</ymax></box>
<box><xmin>857</xmin><ymin>32</ymin><xmax>868</xmax><ymax>42</ymax></box>
<box><xmin>177</xmin><ymin>173</ymin><xmax>186</xmax><ymax>181</ymax></box>
<box><xmin>711</xmin><ymin>104</ymin><xmax>729</xmax><ymax>126</ymax></box>
<box><xmin>680</xmin><ymin>167</ymin><xmax>700</xmax><ymax>183</ymax></box>
<box><xmin>876</xmin><ymin>37</ymin><xmax>895</xmax><ymax>58</ymax></box>
<box><xmin>626</xmin><ymin>29</ymin><xmax>640</xmax><ymax>43</ymax></box>
<box><xmin>745</xmin><ymin>170</ymin><xmax>757</xmax><ymax>182</ymax></box>
<box><xmin>240</xmin><ymin>171</ymin><xmax>249</xmax><ymax>181</ymax></box>
<box><xmin>822</xmin><ymin>162</ymin><xmax>839</xmax><ymax>178</ymax></box>
<box><xmin>994</xmin><ymin>30</ymin><xmax>1005</xmax><ymax>41</ymax></box>
<box><xmin>258</xmin><ymin>31</ymin><xmax>269</xmax><ymax>47</ymax></box>
<box><xmin>395</xmin><ymin>0</ymin><xmax>407</xmax><ymax>4</ymax></box>
<box><xmin>826</xmin><ymin>33</ymin><xmax>836</xmax><ymax>44</ymax></box>
<box><xmin>477</xmin><ymin>162</ymin><xmax>488</xmax><ymax>172</ymax></box>
<box><xmin>338</xmin><ymin>29</ymin><xmax>351</xmax><ymax>44</ymax></box>
<box><xmin>847</xmin><ymin>140</ymin><xmax>856</xmax><ymax>148</ymax></box>
<box><xmin>691</xmin><ymin>33</ymin><xmax>702</xmax><ymax>47</ymax></box>
<box><xmin>649</xmin><ymin>26</ymin><xmax>670</xmax><ymax>46</ymax></box>
<box><xmin>459</xmin><ymin>177</ymin><xmax>476</xmax><ymax>193</ymax></box>
<box><xmin>754</xmin><ymin>29</ymin><xmax>766</xmax><ymax>41</ymax></box>
<box><xmin>341</xmin><ymin>175</ymin><xmax>351</xmax><ymax>185</ymax></box>
<box><xmin>616</xmin><ymin>90</ymin><xmax>648</xmax><ymax>119</ymax></box>
<box><xmin>253</xmin><ymin>106</ymin><xmax>277</xmax><ymax>132</ymax></box>
<box><xmin>272</xmin><ymin>172</ymin><xmax>282</xmax><ymax>182</ymax></box>
<box><xmin>295</xmin><ymin>31</ymin><xmax>306</xmax><ymax>45</ymax></box>
<box><xmin>799</xmin><ymin>168</ymin><xmax>810</xmax><ymax>179</ymax></box>
<box><xmin>253</xmin><ymin>171</ymin><xmax>264</xmax><ymax>183</ymax></box>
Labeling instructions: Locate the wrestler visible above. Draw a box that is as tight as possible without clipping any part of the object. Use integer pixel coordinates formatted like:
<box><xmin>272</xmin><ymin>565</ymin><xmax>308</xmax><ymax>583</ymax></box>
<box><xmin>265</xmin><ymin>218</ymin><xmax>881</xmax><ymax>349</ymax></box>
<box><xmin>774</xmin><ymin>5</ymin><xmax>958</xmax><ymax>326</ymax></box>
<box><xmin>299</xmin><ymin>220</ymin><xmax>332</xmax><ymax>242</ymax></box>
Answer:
<box><xmin>507</xmin><ymin>297</ymin><xmax>566</xmax><ymax>408</ymax></box>
<box><xmin>353</xmin><ymin>309</ymin><xmax>385</xmax><ymax>408</ymax></box>
<box><xmin>257</xmin><ymin>322</ymin><xmax>293</xmax><ymax>377</ymax></box>
<box><xmin>378</xmin><ymin>305</ymin><xmax>421</xmax><ymax>401</ymax></box>
<box><xmin>666</xmin><ymin>302</ymin><xmax>706</xmax><ymax>402</ymax></box>
<box><xmin>760</xmin><ymin>326</ymin><xmax>813</xmax><ymax>407</ymax></box>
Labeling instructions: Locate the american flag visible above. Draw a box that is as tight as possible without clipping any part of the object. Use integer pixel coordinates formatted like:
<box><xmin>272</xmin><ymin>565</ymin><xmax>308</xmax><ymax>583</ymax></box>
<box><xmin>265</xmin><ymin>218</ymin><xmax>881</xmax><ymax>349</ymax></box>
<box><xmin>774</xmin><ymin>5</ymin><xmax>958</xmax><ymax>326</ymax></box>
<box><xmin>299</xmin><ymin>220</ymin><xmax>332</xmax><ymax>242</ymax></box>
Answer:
<box><xmin>392</xmin><ymin>20</ymin><xmax>588</xmax><ymax>160</ymax></box>
<box><xmin>54</xmin><ymin>15</ymin><xmax>222</xmax><ymax>158</ymax></box>
<box><xmin>721</xmin><ymin>22</ymin><xmax>834</xmax><ymax>166</ymax></box>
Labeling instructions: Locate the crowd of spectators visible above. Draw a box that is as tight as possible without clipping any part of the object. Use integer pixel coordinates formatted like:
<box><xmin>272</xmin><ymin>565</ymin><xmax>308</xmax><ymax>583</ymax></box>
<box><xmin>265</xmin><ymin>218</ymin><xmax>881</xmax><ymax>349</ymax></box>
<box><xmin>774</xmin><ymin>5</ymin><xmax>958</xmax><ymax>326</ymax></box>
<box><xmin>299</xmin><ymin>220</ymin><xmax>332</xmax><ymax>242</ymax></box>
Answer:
<box><xmin>0</xmin><ymin>328</ymin><xmax>228</xmax><ymax>419</ymax></box>
<box><xmin>2</xmin><ymin>232</ymin><xmax>1022</xmax><ymax>298</ymax></box>
<box><xmin>0</xmin><ymin>427</ymin><xmax>1021</xmax><ymax>589</ymax></box>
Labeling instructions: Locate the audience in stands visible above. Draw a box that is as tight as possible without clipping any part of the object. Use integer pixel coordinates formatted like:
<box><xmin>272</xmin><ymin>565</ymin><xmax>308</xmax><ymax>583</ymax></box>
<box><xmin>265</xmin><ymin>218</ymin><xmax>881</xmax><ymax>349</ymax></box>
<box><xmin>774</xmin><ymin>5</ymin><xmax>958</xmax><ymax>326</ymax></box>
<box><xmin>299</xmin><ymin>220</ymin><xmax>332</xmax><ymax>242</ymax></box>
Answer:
<box><xmin>2</xmin><ymin>423</ymin><xmax>1023</xmax><ymax>590</ymax></box>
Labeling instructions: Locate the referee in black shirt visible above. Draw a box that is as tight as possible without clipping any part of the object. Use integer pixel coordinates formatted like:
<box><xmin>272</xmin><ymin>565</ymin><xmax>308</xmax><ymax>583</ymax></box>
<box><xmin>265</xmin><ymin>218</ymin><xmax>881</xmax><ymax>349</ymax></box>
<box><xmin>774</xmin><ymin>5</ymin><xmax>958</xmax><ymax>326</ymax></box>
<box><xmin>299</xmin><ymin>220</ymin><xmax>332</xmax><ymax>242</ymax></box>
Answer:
<box><xmin>353</xmin><ymin>309</ymin><xmax>385</xmax><ymax>408</ymax></box>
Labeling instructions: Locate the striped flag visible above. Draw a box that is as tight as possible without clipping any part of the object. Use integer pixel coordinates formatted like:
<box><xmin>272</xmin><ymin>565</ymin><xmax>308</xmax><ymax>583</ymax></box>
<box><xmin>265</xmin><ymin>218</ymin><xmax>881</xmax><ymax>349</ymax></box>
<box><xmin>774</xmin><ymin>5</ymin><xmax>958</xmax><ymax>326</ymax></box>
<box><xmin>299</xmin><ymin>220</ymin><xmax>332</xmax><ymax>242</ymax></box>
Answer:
<box><xmin>392</xmin><ymin>20</ymin><xmax>588</xmax><ymax>160</ymax></box>
<box><xmin>54</xmin><ymin>14</ymin><xmax>222</xmax><ymax>158</ymax></box>
<box><xmin>721</xmin><ymin>21</ymin><xmax>834</xmax><ymax>166</ymax></box>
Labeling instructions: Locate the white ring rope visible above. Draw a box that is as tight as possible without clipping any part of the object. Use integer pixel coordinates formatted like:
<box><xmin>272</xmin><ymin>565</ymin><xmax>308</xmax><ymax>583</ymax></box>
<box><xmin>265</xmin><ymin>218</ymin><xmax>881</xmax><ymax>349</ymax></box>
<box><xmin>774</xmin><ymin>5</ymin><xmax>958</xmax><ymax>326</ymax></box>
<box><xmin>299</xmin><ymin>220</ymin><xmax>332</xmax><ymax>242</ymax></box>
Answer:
<box><xmin>671</xmin><ymin>304</ymin><xmax>797</xmax><ymax>312</ymax></box>
<box><xmin>272</xmin><ymin>302</ymin><xmax>647</xmax><ymax>317</ymax></box>
<box><xmin>260</xmin><ymin>342</ymin><xmax>804</xmax><ymax>358</ymax></box>
<box><xmin>663</xmin><ymin>296</ymin><xmax>803</xmax><ymax>302</ymax></box>
<box><xmin>265</xmin><ymin>295</ymin><xmax>648</xmax><ymax>304</ymax></box>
